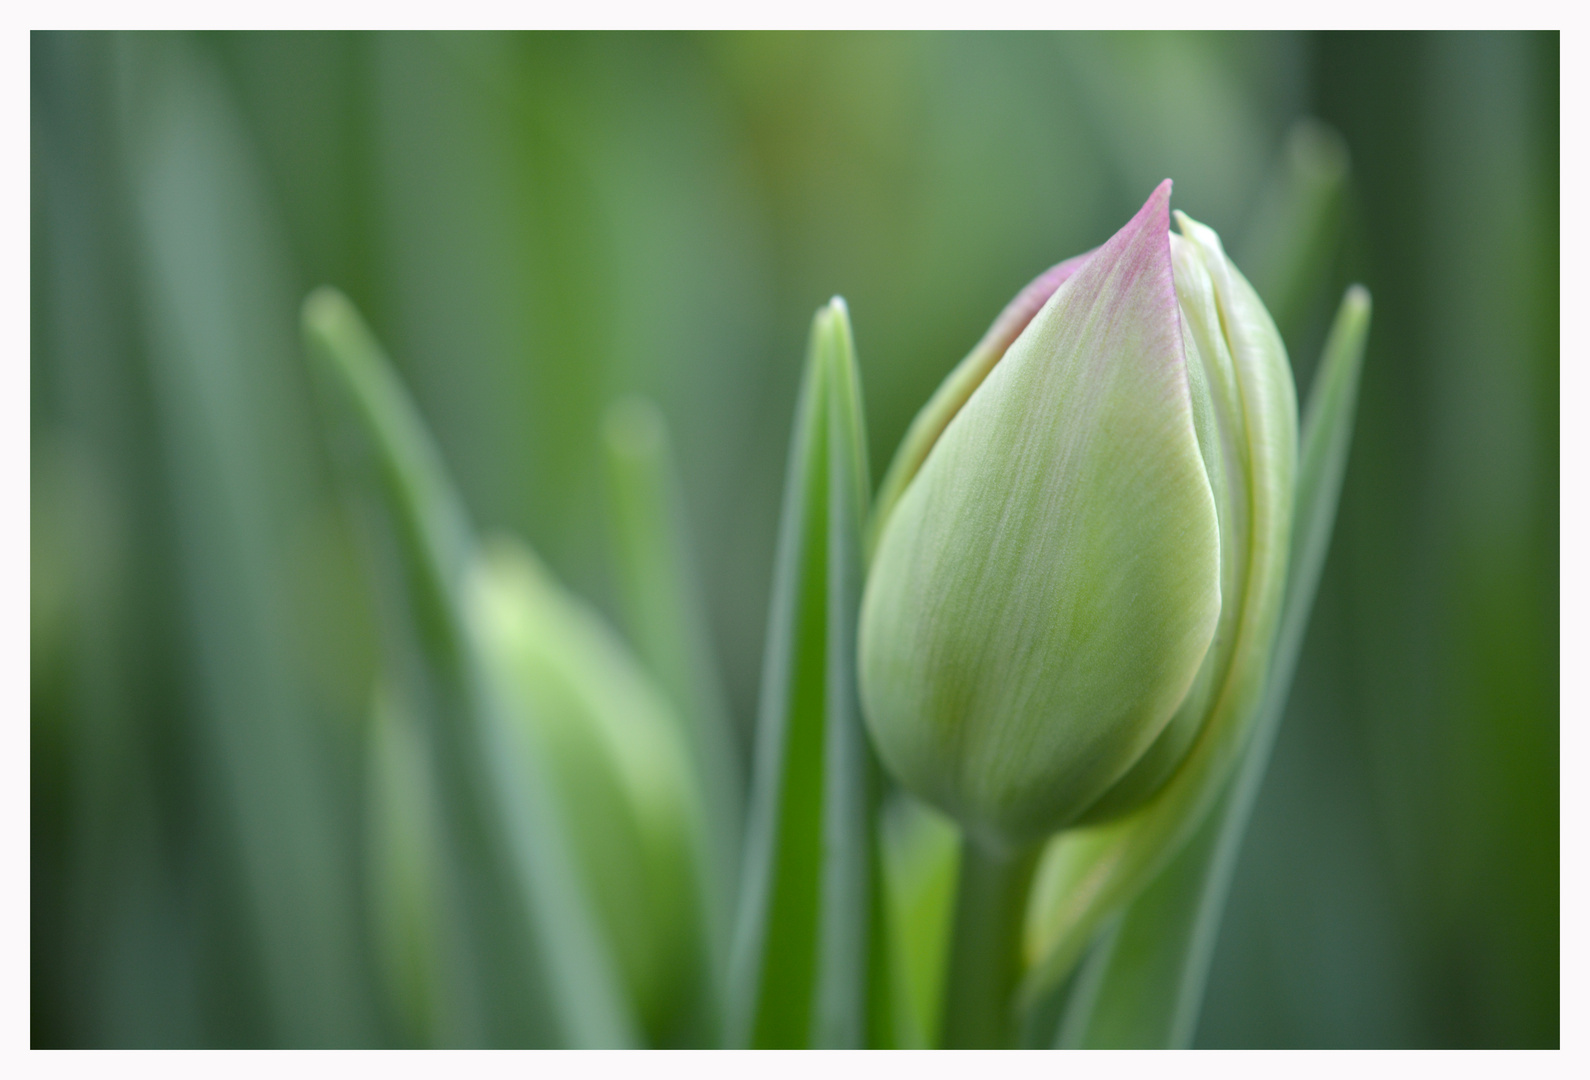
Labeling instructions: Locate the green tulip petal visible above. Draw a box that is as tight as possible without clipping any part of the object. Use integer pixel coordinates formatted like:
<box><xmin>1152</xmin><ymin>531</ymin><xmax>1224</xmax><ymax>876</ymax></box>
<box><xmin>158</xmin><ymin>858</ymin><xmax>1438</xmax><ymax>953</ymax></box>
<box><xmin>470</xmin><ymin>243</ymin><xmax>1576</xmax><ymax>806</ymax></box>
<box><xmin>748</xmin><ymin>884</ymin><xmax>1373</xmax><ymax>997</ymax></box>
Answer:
<box><xmin>1071</xmin><ymin>221</ymin><xmax>1253</xmax><ymax>822</ymax></box>
<box><xmin>1019</xmin><ymin>212</ymin><xmax>1299</xmax><ymax>1012</ymax></box>
<box><xmin>1047</xmin><ymin>284</ymin><xmax>1369</xmax><ymax>1049</ymax></box>
<box><xmin>868</xmin><ymin>251</ymin><xmax>1091</xmax><ymax>556</ymax></box>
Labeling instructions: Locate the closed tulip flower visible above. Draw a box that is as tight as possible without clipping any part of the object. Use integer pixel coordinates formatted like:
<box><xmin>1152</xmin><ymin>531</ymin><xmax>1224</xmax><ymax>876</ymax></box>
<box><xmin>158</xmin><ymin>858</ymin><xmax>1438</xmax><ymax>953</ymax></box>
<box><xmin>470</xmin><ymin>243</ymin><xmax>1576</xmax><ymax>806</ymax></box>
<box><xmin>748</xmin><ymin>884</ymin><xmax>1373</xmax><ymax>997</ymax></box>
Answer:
<box><xmin>469</xmin><ymin>536</ymin><xmax>708</xmax><ymax>1042</ymax></box>
<box><xmin>858</xmin><ymin>181</ymin><xmax>1296</xmax><ymax>853</ymax></box>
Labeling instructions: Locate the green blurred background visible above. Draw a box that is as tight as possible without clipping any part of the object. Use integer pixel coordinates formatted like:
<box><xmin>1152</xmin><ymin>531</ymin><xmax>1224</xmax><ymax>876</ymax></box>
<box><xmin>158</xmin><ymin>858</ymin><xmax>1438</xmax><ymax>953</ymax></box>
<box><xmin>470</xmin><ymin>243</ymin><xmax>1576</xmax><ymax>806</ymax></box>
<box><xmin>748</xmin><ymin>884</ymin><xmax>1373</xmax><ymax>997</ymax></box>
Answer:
<box><xmin>31</xmin><ymin>31</ymin><xmax>1558</xmax><ymax>1047</ymax></box>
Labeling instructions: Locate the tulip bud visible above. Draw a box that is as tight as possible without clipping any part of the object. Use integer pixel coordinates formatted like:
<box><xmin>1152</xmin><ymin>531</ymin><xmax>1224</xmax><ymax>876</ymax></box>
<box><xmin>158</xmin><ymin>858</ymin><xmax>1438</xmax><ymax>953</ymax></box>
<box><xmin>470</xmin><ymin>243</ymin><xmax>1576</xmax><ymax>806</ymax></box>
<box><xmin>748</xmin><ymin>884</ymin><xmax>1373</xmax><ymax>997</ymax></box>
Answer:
<box><xmin>467</xmin><ymin>534</ymin><xmax>708</xmax><ymax>1041</ymax></box>
<box><xmin>858</xmin><ymin>181</ymin><xmax>1295</xmax><ymax>852</ymax></box>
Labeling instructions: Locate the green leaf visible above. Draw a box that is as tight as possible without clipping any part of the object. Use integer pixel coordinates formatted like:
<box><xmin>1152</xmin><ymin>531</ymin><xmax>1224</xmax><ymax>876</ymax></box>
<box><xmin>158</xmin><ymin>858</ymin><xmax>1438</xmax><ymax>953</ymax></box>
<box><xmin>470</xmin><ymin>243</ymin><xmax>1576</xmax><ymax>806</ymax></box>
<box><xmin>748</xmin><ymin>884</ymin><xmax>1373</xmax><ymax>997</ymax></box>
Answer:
<box><xmin>116</xmin><ymin>34</ymin><xmax>376</xmax><ymax>1045</ymax></box>
<box><xmin>1049</xmin><ymin>285</ymin><xmax>1371</xmax><ymax>1048</ymax></box>
<box><xmin>1234</xmin><ymin>119</ymin><xmax>1352</xmax><ymax>352</ymax></box>
<box><xmin>365</xmin><ymin>681</ymin><xmax>451</xmax><ymax>1046</ymax></box>
<box><xmin>726</xmin><ymin>298</ymin><xmax>892</xmax><ymax>1047</ymax></box>
<box><xmin>600</xmin><ymin>396</ymin><xmax>744</xmax><ymax>1029</ymax></box>
<box><xmin>302</xmin><ymin>287</ymin><xmax>637</xmax><ymax>1047</ymax></box>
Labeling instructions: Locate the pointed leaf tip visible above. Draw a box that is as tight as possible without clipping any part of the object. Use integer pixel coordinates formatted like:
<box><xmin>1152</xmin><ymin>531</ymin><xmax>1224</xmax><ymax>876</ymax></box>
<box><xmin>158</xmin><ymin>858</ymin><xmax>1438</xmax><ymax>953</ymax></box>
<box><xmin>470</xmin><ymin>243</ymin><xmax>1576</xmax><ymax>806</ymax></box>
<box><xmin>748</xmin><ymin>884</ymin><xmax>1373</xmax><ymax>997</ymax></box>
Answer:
<box><xmin>302</xmin><ymin>283</ymin><xmax>345</xmax><ymax>323</ymax></box>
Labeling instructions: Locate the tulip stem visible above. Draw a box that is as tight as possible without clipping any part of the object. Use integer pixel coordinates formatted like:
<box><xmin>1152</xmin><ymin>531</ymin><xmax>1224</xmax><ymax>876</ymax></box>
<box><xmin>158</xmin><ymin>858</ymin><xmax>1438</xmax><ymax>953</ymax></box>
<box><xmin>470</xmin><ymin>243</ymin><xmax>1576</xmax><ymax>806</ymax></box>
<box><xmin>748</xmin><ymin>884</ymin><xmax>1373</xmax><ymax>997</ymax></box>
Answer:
<box><xmin>939</xmin><ymin>835</ymin><xmax>1041</xmax><ymax>1048</ymax></box>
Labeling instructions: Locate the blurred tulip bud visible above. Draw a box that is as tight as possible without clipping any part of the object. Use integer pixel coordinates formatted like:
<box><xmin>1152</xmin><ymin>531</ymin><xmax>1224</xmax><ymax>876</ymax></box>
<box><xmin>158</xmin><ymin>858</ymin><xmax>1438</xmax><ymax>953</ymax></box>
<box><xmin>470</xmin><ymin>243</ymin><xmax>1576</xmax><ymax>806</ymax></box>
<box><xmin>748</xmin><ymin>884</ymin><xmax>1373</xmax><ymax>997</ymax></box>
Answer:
<box><xmin>859</xmin><ymin>181</ymin><xmax>1296</xmax><ymax>851</ymax></box>
<box><xmin>467</xmin><ymin>535</ymin><xmax>708</xmax><ymax>1041</ymax></box>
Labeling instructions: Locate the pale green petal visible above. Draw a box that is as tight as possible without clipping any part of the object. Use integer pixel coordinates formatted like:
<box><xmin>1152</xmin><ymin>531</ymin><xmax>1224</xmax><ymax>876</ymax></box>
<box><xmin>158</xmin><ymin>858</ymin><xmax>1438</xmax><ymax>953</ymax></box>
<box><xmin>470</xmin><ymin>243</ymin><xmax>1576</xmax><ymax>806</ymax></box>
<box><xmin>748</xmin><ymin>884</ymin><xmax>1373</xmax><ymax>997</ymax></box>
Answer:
<box><xmin>1021</xmin><ymin>210</ymin><xmax>1297</xmax><ymax>1004</ymax></box>
<box><xmin>868</xmin><ymin>252</ymin><xmax>1091</xmax><ymax>557</ymax></box>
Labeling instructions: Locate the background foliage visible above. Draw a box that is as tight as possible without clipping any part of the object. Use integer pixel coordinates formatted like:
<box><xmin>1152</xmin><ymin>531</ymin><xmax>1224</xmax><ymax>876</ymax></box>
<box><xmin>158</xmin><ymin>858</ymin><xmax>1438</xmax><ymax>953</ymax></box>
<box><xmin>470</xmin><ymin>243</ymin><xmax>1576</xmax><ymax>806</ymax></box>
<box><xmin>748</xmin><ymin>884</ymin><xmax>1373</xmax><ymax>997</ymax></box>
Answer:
<box><xmin>31</xmin><ymin>30</ymin><xmax>1558</xmax><ymax>1047</ymax></box>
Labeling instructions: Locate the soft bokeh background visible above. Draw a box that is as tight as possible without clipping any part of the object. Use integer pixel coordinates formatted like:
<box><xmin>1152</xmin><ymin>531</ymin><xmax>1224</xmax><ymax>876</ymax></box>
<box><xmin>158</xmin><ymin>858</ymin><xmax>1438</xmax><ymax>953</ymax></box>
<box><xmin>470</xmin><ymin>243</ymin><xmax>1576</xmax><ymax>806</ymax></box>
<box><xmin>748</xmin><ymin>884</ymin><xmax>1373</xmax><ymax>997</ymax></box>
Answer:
<box><xmin>31</xmin><ymin>31</ymin><xmax>1558</xmax><ymax>1047</ymax></box>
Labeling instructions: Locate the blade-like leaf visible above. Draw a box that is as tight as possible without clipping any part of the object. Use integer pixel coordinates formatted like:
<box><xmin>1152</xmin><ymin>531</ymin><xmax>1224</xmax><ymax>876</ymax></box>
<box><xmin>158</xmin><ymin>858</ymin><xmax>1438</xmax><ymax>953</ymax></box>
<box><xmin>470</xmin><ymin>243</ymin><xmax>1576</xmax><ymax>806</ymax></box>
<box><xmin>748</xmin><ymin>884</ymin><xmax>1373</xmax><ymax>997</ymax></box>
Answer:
<box><xmin>116</xmin><ymin>34</ymin><xmax>376</xmax><ymax>1045</ymax></box>
<box><xmin>365</xmin><ymin>680</ymin><xmax>453</xmax><ymax>1046</ymax></box>
<box><xmin>303</xmin><ymin>287</ymin><xmax>636</xmax><ymax>1047</ymax></box>
<box><xmin>1234</xmin><ymin>119</ymin><xmax>1352</xmax><ymax>351</ymax></box>
<box><xmin>727</xmin><ymin>298</ymin><xmax>891</xmax><ymax>1048</ymax></box>
<box><xmin>1050</xmin><ymin>285</ymin><xmax>1371</xmax><ymax>1048</ymax></box>
<box><xmin>600</xmin><ymin>396</ymin><xmax>743</xmax><ymax>1028</ymax></box>
<box><xmin>816</xmin><ymin>300</ymin><xmax>894</xmax><ymax>1050</ymax></box>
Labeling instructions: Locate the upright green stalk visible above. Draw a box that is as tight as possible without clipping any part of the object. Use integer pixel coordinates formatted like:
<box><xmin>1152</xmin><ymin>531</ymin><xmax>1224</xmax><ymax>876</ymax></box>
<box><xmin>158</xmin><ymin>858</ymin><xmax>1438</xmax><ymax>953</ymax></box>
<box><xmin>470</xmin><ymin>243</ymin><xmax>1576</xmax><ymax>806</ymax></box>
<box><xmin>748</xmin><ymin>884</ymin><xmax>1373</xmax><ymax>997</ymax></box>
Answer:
<box><xmin>939</xmin><ymin>838</ymin><xmax>1040</xmax><ymax>1048</ymax></box>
